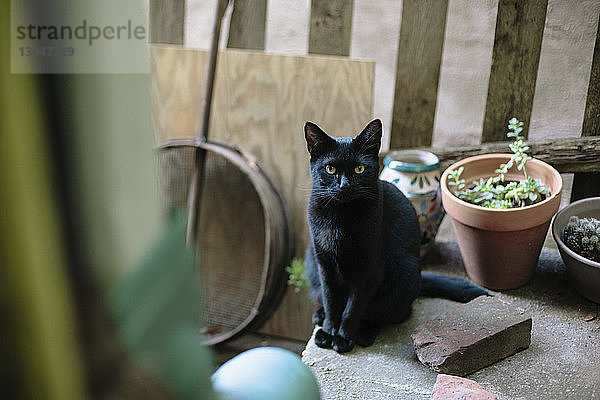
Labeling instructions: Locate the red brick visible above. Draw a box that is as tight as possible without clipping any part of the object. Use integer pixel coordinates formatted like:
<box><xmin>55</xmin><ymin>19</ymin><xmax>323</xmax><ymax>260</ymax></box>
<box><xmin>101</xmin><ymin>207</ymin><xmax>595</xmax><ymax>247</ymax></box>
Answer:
<box><xmin>430</xmin><ymin>374</ymin><xmax>497</xmax><ymax>400</ymax></box>
<box><xmin>412</xmin><ymin>295</ymin><xmax>531</xmax><ymax>376</ymax></box>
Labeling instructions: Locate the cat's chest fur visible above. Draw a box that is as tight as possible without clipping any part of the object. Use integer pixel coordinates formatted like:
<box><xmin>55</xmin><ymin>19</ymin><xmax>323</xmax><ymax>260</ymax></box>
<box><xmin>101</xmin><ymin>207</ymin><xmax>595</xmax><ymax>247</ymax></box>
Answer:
<box><xmin>309</xmin><ymin>201</ymin><xmax>381</xmax><ymax>273</ymax></box>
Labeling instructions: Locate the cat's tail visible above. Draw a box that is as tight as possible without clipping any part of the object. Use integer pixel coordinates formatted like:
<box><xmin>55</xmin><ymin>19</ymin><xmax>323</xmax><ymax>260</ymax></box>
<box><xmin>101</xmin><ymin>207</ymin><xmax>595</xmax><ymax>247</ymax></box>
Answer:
<box><xmin>420</xmin><ymin>272</ymin><xmax>491</xmax><ymax>303</ymax></box>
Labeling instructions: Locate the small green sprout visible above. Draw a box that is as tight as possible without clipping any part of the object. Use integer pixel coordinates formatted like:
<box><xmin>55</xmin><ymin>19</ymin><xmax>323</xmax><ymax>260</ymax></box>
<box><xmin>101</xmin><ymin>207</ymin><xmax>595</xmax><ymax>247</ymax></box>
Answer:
<box><xmin>494</xmin><ymin>118</ymin><xmax>532</xmax><ymax>182</ymax></box>
<box><xmin>286</xmin><ymin>258</ymin><xmax>308</xmax><ymax>293</ymax></box>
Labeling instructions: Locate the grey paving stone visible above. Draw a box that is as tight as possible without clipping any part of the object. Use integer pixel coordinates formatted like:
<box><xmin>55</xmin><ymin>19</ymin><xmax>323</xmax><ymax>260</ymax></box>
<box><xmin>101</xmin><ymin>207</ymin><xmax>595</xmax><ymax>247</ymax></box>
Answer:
<box><xmin>302</xmin><ymin>242</ymin><xmax>600</xmax><ymax>400</ymax></box>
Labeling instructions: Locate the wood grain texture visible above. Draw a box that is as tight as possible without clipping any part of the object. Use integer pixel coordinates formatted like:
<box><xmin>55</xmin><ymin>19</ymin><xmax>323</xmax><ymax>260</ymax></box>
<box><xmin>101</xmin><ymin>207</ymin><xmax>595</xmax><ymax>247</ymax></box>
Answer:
<box><xmin>572</xmin><ymin>13</ymin><xmax>600</xmax><ymax>201</ymax></box>
<box><xmin>149</xmin><ymin>0</ymin><xmax>185</xmax><ymax>44</ymax></box>
<box><xmin>390</xmin><ymin>0</ymin><xmax>449</xmax><ymax>149</ymax></box>
<box><xmin>151</xmin><ymin>46</ymin><xmax>375</xmax><ymax>340</ymax></box>
<box><xmin>582</xmin><ymin>13</ymin><xmax>600</xmax><ymax>138</ymax></box>
<box><xmin>308</xmin><ymin>0</ymin><xmax>354</xmax><ymax>56</ymax></box>
<box><xmin>227</xmin><ymin>0</ymin><xmax>267</xmax><ymax>50</ymax></box>
<box><xmin>482</xmin><ymin>0</ymin><xmax>548</xmax><ymax>142</ymax></box>
<box><xmin>394</xmin><ymin>136</ymin><xmax>600</xmax><ymax>174</ymax></box>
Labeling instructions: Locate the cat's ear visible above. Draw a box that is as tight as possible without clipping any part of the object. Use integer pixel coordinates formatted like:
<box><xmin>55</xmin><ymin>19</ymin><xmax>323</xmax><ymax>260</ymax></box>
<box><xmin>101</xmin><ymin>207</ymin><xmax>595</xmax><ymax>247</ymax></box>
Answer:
<box><xmin>353</xmin><ymin>119</ymin><xmax>382</xmax><ymax>155</ymax></box>
<box><xmin>305</xmin><ymin>122</ymin><xmax>335</xmax><ymax>156</ymax></box>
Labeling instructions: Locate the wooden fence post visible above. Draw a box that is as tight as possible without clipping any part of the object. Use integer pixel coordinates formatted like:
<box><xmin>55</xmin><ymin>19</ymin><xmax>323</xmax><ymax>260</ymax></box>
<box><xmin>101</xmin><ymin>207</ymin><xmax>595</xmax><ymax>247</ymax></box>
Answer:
<box><xmin>308</xmin><ymin>0</ymin><xmax>354</xmax><ymax>56</ymax></box>
<box><xmin>390</xmin><ymin>0</ymin><xmax>449</xmax><ymax>149</ymax></box>
<box><xmin>571</xmin><ymin>12</ymin><xmax>600</xmax><ymax>201</ymax></box>
<box><xmin>227</xmin><ymin>0</ymin><xmax>267</xmax><ymax>50</ymax></box>
<box><xmin>149</xmin><ymin>0</ymin><xmax>185</xmax><ymax>44</ymax></box>
<box><xmin>481</xmin><ymin>0</ymin><xmax>548</xmax><ymax>142</ymax></box>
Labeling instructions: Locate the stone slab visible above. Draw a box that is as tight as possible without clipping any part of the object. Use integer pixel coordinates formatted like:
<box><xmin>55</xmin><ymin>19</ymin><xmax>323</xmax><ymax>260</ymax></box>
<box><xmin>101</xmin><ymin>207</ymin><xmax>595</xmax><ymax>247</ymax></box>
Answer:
<box><xmin>301</xmin><ymin>242</ymin><xmax>600</xmax><ymax>400</ymax></box>
<box><xmin>412</xmin><ymin>296</ymin><xmax>532</xmax><ymax>376</ymax></box>
<box><xmin>431</xmin><ymin>374</ymin><xmax>497</xmax><ymax>400</ymax></box>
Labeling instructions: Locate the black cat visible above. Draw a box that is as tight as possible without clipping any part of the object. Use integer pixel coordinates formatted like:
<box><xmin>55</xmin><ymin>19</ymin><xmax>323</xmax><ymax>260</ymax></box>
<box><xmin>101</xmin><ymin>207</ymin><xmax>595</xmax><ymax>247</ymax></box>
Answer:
<box><xmin>304</xmin><ymin>119</ymin><xmax>488</xmax><ymax>353</ymax></box>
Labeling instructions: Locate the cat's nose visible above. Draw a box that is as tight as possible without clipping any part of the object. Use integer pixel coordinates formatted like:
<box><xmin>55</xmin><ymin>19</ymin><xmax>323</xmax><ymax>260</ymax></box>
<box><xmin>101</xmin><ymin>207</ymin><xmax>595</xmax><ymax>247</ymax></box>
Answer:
<box><xmin>339</xmin><ymin>175</ymin><xmax>350</xmax><ymax>190</ymax></box>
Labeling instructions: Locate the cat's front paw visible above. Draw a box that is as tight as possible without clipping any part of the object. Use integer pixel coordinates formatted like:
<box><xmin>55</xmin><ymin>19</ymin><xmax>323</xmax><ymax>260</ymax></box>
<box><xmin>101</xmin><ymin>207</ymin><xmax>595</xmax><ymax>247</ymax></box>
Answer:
<box><xmin>332</xmin><ymin>335</ymin><xmax>354</xmax><ymax>353</ymax></box>
<box><xmin>314</xmin><ymin>328</ymin><xmax>333</xmax><ymax>349</ymax></box>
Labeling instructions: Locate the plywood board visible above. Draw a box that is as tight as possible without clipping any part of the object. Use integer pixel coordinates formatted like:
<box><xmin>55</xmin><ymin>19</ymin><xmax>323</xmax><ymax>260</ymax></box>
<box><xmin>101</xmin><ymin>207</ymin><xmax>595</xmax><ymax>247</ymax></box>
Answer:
<box><xmin>151</xmin><ymin>45</ymin><xmax>375</xmax><ymax>339</ymax></box>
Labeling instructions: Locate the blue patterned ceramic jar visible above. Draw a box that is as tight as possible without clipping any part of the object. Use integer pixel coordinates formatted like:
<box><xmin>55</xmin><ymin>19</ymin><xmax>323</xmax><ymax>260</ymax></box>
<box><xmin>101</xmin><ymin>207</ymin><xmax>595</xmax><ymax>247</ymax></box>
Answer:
<box><xmin>380</xmin><ymin>150</ymin><xmax>444</xmax><ymax>256</ymax></box>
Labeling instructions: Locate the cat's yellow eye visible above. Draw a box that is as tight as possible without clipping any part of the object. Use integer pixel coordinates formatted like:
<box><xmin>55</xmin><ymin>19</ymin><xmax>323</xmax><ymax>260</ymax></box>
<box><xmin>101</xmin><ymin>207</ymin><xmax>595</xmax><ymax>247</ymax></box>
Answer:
<box><xmin>325</xmin><ymin>165</ymin><xmax>336</xmax><ymax>175</ymax></box>
<box><xmin>354</xmin><ymin>165</ymin><xmax>365</xmax><ymax>174</ymax></box>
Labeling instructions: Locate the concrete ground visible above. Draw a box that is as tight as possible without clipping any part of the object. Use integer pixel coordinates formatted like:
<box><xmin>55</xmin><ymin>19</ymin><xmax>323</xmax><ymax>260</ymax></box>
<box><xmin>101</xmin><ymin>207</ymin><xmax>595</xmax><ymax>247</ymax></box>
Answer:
<box><xmin>302</xmin><ymin>241</ymin><xmax>600</xmax><ymax>400</ymax></box>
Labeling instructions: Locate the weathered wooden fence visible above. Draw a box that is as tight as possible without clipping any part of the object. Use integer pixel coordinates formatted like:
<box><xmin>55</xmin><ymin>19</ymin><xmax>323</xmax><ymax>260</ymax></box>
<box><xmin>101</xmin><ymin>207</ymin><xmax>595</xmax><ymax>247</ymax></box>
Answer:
<box><xmin>386</xmin><ymin>0</ymin><xmax>599</xmax><ymax>202</ymax></box>
<box><xmin>150</xmin><ymin>0</ymin><xmax>600</xmax><ymax>341</ymax></box>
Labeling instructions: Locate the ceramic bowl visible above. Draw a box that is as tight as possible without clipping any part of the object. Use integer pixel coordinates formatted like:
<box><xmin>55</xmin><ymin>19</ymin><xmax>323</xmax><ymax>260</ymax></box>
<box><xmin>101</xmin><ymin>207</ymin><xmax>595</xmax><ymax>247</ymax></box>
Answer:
<box><xmin>551</xmin><ymin>197</ymin><xmax>600</xmax><ymax>303</ymax></box>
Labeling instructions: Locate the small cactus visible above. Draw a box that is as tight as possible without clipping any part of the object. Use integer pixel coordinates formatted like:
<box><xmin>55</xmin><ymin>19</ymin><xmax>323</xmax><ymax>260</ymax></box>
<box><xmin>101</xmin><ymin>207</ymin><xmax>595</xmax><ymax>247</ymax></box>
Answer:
<box><xmin>562</xmin><ymin>216</ymin><xmax>600</xmax><ymax>262</ymax></box>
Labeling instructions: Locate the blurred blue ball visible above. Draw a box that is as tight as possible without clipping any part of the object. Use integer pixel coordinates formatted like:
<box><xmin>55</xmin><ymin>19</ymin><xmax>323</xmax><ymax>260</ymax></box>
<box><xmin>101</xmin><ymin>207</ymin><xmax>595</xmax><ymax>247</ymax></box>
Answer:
<box><xmin>211</xmin><ymin>347</ymin><xmax>320</xmax><ymax>400</ymax></box>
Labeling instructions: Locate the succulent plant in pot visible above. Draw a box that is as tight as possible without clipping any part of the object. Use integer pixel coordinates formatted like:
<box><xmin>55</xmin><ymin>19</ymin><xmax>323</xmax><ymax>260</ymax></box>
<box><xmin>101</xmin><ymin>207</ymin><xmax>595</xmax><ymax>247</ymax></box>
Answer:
<box><xmin>440</xmin><ymin>118</ymin><xmax>563</xmax><ymax>290</ymax></box>
<box><xmin>561</xmin><ymin>216</ymin><xmax>600</xmax><ymax>263</ymax></box>
<box><xmin>551</xmin><ymin>197</ymin><xmax>600</xmax><ymax>304</ymax></box>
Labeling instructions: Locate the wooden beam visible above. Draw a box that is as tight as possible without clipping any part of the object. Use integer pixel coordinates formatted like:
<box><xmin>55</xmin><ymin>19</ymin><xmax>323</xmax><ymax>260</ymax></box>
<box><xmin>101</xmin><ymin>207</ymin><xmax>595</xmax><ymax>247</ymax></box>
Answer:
<box><xmin>227</xmin><ymin>0</ymin><xmax>267</xmax><ymax>50</ymax></box>
<box><xmin>308</xmin><ymin>0</ymin><xmax>354</xmax><ymax>56</ymax></box>
<box><xmin>149</xmin><ymin>0</ymin><xmax>185</xmax><ymax>44</ymax></box>
<box><xmin>384</xmin><ymin>136</ymin><xmax>600</xmax><ymax>174</ymax></box>
<box><xmin>482</xmin><ymin>0</ymin><xmax>548</xmax><ymax>142</ymax></box>
<box><xmin>571</xmin><ymin>12</ymin><xmax>600</xmax><ymax>201</ymax></box>
<box><xmin>390</xmin><ymin>0</ymin><xmax>449</xmax><ymax>149</ymax></box>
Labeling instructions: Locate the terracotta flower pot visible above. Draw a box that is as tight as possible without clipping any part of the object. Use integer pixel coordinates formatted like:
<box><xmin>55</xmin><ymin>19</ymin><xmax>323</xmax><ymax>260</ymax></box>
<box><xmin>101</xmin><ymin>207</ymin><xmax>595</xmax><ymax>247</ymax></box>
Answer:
<box><xmin>440</xmin><ymin>154</ymin><xmax>563</xmax><ymax>290</ymax></box>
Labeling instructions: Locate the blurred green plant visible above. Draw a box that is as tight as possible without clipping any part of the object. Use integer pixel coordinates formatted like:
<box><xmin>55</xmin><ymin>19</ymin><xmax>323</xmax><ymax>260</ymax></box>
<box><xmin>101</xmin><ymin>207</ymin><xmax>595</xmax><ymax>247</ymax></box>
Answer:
<box><xmin>286</xmin><ymin>258</ymin><xmax>308</xmax><ymax>293</ymax></box>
